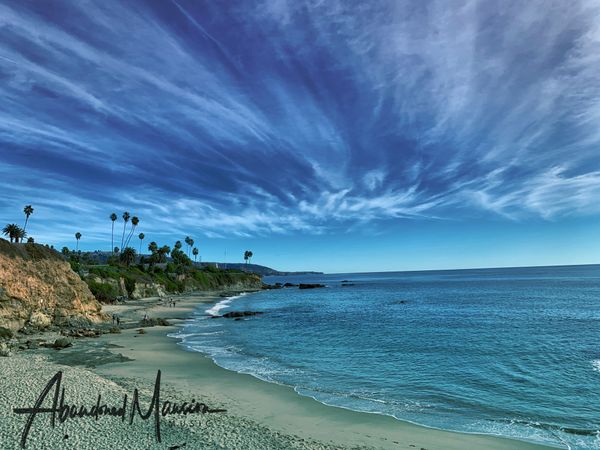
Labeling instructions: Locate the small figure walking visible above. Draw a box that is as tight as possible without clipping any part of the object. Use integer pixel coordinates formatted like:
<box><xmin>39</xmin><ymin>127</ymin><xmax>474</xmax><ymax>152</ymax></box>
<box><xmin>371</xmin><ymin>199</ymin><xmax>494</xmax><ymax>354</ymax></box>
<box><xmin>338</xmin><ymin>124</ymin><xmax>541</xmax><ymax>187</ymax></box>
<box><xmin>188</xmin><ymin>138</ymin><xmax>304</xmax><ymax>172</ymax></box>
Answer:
<box><xmin>116</xmin><ymin>316</ymin><xmax>121</xmax><ymax>326</ymax></box>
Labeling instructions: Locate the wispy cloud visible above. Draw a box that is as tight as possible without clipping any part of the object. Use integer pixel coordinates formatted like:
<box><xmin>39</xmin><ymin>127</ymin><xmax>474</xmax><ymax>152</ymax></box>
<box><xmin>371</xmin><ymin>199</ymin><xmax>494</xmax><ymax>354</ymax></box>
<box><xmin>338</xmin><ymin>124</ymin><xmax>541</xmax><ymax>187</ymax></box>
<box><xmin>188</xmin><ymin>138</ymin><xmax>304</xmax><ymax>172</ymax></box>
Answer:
<box><xmin>1</xmin><ymin>0</ymin><xmax>600</xmax><ymax>247</ymax></box>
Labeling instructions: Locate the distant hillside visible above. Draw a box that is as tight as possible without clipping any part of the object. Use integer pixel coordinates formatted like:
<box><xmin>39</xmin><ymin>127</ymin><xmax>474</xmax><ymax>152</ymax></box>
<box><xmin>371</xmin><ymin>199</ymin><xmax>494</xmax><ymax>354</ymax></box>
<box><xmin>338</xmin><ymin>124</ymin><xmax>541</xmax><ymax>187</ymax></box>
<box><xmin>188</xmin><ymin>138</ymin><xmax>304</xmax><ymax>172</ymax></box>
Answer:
<box><xmin>197</xmin><ymin>262</ymin><xmax>323</xmax><ymax>276</ymax></box>
<box><xmin>77</xmin><ymin>251</ymin><xmax>321</xmax><ymax>276</ymax></box>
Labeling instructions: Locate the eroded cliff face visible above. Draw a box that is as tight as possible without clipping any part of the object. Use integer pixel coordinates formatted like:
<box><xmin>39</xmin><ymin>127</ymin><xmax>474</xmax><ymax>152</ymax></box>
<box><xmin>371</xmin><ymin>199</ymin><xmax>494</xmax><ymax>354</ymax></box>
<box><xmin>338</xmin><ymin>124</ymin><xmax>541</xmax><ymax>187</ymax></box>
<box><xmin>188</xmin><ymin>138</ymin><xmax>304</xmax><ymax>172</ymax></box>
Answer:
<box><xmin>0</xmin><ymin>240</ymin><xmax>107</xmax><ymax>331</ymax></box>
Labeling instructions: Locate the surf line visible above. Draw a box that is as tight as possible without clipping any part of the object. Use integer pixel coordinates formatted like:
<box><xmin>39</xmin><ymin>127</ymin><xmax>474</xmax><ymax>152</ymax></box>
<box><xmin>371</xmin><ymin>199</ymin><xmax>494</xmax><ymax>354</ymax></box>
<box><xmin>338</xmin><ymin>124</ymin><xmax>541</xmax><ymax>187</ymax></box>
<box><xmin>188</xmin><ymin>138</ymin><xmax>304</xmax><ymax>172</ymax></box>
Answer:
<box><xmin>13</xmin><ymin>370</ymin><xmax>226</xmax><ymax>448</ymax></box>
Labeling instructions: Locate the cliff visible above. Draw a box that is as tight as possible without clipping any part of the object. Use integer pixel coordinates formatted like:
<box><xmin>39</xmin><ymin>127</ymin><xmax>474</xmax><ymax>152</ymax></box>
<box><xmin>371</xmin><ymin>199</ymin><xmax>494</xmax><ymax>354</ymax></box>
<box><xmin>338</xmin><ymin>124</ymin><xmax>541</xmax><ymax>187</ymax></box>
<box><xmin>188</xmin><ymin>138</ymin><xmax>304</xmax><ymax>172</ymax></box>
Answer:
<box><xmin>0</xmin><ymin>239</ymin><xmax>107</xmax><ymax>332</ymax></box>
<box><xmin>85</xmin><ymin>265</ymin><xmax>263</xmax><ymax>302</ymax></box>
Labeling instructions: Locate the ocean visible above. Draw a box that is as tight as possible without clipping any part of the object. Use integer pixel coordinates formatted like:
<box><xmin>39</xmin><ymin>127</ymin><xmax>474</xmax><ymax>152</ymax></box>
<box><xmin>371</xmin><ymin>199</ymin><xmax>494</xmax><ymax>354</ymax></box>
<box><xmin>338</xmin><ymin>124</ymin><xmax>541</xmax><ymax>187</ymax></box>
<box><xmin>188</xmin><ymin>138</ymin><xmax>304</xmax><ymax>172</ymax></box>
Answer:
<box><xmin>170</xmin><ymin>265</ymin><xmax>600</xmax><ymax>449</ymax></box>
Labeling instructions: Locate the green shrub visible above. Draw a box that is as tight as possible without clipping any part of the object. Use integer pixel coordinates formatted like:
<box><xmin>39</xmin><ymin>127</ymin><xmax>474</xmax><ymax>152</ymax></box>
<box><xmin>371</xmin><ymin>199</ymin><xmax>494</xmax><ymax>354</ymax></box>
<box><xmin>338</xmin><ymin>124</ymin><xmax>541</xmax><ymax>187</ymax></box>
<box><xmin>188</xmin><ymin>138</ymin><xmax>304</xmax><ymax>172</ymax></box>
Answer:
<box><xmin>69</xmin><ymin>260</ymin><xmax>81</xmax><ymax>273</ymax></box>
<box><xmin>87</xmin><ymin>281</ymin><xmax>119</xmax><ymax>302</ymax></box>
<box><xmin>124</xmin><ymin>276</ymin><xmax>136</xmax><ymax>298</ymax></box>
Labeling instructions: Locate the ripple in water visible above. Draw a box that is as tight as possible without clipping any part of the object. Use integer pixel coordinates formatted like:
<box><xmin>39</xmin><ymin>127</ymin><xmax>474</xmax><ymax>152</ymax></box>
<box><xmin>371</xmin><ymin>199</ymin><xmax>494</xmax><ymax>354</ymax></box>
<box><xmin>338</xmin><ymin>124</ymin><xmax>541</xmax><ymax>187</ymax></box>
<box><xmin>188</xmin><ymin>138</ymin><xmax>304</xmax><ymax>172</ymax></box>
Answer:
<box><xmin>171</xmin><ymin>266</ymin><xmax>600</xmax><ymax>449</ymax></box>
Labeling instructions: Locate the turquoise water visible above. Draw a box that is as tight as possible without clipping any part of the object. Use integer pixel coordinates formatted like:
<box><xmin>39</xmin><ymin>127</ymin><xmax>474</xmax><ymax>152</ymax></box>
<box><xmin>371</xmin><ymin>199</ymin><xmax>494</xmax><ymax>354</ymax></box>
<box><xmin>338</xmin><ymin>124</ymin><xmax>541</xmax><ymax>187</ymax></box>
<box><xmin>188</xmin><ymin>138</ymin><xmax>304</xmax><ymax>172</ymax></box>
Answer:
<box><xmin>171</xmin><ymin>265</ymin><xmax>600</xmax><ymax>449</ymax></box>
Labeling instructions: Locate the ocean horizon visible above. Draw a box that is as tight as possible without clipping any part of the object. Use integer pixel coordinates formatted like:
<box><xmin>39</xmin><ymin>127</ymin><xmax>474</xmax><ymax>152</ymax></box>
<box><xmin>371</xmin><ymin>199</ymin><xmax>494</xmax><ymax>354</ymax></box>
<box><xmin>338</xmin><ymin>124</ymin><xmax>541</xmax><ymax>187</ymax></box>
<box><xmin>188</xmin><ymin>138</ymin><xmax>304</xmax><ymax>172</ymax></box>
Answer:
<box><xmin>172</xmin><ymin>264</ymin><xmax>600</xmax><ymax>449</ymax></box>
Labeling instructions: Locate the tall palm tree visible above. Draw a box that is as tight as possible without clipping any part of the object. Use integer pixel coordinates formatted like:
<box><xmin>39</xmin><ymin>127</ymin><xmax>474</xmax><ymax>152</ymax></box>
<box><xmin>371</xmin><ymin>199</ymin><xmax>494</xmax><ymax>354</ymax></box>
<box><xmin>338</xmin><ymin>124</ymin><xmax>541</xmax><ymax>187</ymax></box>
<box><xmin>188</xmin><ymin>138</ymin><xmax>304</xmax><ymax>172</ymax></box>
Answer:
<box><xmin>2</xmin><ymin>223</ymin><xmax>22</xmax><ymax>243</ymax></box>
<box><xmin>75</xmin><ymin>232</ymin><xmax>82</xmax><ymax>251</ymax></box>
<box><xmin>120</xmin><ymin>212</ymin><xmax>130</xmax><ymax>250</ymax></box>
<box><xmin>125</xmin><ymin>216</ymin><xmax>139</xmax><ymax>247</ymax></box>
<box><xmin>192</xmin><ymin>247</ymin><xmax>199</xmax><ymax>262</ymax></box>
<box><xmin>188</xmin><ymin>238</ymin><xmax>194</xmax><ymax>257</ymax></box>
<box><xmin>110</xmin><ymin>213</ymin><xmax>117</xmax><ymax>253</ymax></box>
<box><xmin>23</xmin><ymin>205</ymin><xmax>34</xmax><ymax>234</ymax></box>
<box><xmin>138</xmin><ymin>233</ymin><xmax>145</xmax><ymax>254</ymax></box>
<box><xmin>244</xmin><ymin>250</ymin><xmax>250</xmax><ymax>264</ymax></box>
<box><xmin>174</xmin><ymin>240</ymin><xmax>183</xmax><ymax>251</ymax></box>
<box><xmin>184</xmin><ymin>236</ymin><xmax>192</xmax><ymax>256</ymax></box>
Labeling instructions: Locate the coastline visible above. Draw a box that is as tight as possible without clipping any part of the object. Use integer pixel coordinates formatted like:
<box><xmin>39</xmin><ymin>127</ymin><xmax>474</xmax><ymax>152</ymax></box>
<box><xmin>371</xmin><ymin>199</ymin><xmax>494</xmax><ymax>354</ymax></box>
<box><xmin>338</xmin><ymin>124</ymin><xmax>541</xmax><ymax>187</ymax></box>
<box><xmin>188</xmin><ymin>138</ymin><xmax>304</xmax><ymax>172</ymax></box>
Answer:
<box><xmin>0</xmin><ymin>292</ymin><xmax>560</xmax><ymax>449</ymax></box>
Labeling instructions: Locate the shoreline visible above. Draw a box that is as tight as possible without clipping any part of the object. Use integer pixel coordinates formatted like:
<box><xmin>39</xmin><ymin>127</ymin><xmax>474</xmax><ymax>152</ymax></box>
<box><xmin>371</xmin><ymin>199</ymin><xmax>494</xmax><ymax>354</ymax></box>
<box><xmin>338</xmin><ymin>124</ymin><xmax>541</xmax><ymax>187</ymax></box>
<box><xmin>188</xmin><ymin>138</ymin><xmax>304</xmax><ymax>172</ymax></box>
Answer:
<box><xmin>1</xmin><ymin>291</ymin><xmax>560</xmax><ymax>449</ymax></box>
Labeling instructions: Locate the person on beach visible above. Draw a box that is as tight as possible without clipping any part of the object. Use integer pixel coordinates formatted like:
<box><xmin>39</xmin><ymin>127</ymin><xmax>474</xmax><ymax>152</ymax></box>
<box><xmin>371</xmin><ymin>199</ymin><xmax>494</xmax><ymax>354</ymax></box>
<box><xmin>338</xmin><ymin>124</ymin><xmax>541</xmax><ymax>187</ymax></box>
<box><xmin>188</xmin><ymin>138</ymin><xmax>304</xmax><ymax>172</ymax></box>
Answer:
<box><xmin>112</xmin><ymin>314</ymin><xmax>116</xmax><ymax>324</ymax></box>
<box><xmin>116</xmin><ymin>316</ymin><xmax>120</xmax><ymax>326</ymax></box>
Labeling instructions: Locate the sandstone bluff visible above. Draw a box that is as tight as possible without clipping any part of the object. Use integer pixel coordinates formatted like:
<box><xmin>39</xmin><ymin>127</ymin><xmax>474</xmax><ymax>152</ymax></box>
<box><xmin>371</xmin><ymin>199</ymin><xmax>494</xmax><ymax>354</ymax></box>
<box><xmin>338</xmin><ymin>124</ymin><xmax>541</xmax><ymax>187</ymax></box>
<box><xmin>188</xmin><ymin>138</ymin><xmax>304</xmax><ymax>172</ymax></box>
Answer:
<box><xmin>0</xmin><ymin>239</ymin><xmax>106</xmax><ymax>332</ymax></box>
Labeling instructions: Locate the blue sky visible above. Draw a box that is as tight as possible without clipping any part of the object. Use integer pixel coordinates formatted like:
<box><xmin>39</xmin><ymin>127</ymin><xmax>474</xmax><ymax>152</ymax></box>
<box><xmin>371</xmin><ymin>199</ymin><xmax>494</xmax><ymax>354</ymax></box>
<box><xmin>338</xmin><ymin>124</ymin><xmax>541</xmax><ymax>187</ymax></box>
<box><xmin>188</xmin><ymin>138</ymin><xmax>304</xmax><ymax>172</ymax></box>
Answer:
<box><xmin>1</xmin><ymin>0</ymin><xmax>600</xmax><ymax>273</ymax></box>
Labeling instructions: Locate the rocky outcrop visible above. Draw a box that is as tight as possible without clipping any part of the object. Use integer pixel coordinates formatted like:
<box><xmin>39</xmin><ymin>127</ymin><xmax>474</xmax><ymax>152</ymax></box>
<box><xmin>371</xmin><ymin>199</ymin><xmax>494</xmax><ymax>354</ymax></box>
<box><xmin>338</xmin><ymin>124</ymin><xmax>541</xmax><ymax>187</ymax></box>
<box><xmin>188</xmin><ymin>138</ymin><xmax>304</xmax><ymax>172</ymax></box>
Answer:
<box><xmin>298</xmin><ymin>283</ymin><xmax>326</xmax><ymax>289</ymax></box>
<box><xmin>131</xmin><ymin>282</ymin><xmax>167</xmax><ymax>299</ymax></box>
<box><xmin>211</xmin><ymin>311</ymin><xmax>263</xmax><ymax>319</ymax></box>
<box><xmin>88</xmin><ymin>275</ymin><xmax>168</xmax><ymax>300</ymax></box>
<box><xmin>0</xmin><ymin>239</ymin><xmax>107</xmax><ymax>332</ymax></box>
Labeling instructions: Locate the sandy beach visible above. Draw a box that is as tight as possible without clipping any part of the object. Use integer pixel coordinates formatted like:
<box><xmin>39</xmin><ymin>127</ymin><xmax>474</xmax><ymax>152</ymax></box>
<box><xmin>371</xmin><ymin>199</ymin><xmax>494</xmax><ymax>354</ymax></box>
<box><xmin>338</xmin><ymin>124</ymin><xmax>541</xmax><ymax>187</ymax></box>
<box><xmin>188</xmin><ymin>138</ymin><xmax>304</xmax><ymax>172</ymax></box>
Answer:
<box><xmin>0</xmin><ymin>292</ymin><xmax>560</xmax><ymax>449</ymax></box>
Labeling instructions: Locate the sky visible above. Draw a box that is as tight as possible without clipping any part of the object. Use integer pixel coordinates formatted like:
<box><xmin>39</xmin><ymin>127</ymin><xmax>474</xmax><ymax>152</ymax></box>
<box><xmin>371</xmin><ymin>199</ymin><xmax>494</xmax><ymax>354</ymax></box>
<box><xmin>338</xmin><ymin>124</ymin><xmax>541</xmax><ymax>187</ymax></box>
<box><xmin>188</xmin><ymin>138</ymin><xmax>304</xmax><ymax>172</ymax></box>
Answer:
<box><xmin>1</xmin><ymin>0</ymin><xmax>600</xmax><ymax>273</ymax></box>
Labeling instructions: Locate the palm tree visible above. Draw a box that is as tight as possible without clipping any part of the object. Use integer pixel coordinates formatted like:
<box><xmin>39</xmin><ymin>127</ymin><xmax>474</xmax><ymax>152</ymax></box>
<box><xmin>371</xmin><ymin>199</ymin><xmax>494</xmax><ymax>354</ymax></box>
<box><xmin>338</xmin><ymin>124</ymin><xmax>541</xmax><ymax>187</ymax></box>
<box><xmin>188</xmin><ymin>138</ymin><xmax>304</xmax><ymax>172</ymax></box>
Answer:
<box><xmin>110</xmin><ymin>213</ymin><xmax>117</xmax><ymax>253</ymax></box>
<box><xmin>158</xmin><ymin>245</ymin><xmax>171</xmax><ymax>263</ymax></box>
<box><xmin>2</xmin><ymin>224</ymin><xmax>16</xmax><ymax>242</ymax></box>
<box><xmin>15</xmin><ymin>227</ymin><xmax>26</xmax><ymax>243</ymax></box>
<box><xmin>2</xmin><ymin>224</ymin><xmax>24</xmax><ymax>243</ymax></box>
<box><xmin>125</xmin><ymin>216</ymin><xmax>139</xmax><ymax>248</ymax></box>
<box><xmin>75</xmin><ymin>232</ymin><xmax>82</xmax><ymax>251</ymax></box>
<box><xmin>148</xmin><ymin>241</ymin><xmax>158</xmax><ymax>254</ymax></box>
<box><xmin>174</xmin><ymin>240</ymin><xmax>183</xmax><ymax>251</ymax></box>
<box><xmin>192</xmin><ymin>247</ymin><xmax>199</xmax><ymax>262</ymax></box>
<box><xmin>23</xmin><ymin>205</ymin><xmax>34</xmax><ymax>234</ymax></box>
<box><xmin>120</xmin><ymin>212</ymin><xmax>130</xmax><ymax>250</ymax></box>
<box><xmin>27</xmin><ymin>237</ymin><xmax>34</xmax><ymax>244</ymax></box>
<box><xmin>244</xmin><ymin>250</ymin><xmax>253</xmax><ymax>264</ymax></box>
<box><xmin>138</xmin><ymin>233</ymin><xmax>145</xmax><ymax>254</ymax></box>
<box><xmin>120</xmin><ymin>247</ymin><xmax>137</xmax><ymax>267</ymax></box>
<box><xmin>188</xmin><ymin>238</ymin><xmax>194</xmax><ymax>257</ymax></box>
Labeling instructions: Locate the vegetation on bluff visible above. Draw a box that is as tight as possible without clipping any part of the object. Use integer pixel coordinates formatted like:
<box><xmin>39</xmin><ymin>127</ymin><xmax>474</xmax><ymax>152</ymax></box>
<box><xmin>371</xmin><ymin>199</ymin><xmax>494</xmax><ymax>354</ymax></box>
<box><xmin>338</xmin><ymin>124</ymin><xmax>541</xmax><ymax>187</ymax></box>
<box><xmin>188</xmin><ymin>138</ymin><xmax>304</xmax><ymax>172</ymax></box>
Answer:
<box><xmin>2</xmin><ymin>205</ymin><xmax>261</xmax><ymax>304</ymax></box>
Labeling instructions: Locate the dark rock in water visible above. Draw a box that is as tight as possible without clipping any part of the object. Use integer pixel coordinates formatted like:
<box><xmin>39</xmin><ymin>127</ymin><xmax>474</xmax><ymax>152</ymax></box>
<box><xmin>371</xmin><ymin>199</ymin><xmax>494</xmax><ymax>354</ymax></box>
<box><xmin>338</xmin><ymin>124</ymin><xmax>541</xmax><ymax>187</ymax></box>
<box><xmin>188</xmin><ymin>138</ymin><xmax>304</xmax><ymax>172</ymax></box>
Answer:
<box><xmin>341</xmin><ymin>280</ymin><xmax>350</xmax><ymax>282</ymax></box>
<box><xmin>109</xmin><ymin>327</ymin><xmax>121</xmax><ymax>334</ymax></box>
<box><xmin>216</xmin><ymin>311</ymin><xmax>264</xmax><ymax>319</ymax></box>
<box><xmin>298</xmin><ymin>283</ymin><xmax>325</xmax><ymax>289</ymax></box>
<box><xmin>234</xmin><ymin>318</ymin><xmax>243</xmax><ymax>321</ymax></box>
<box><xmin>220</xmin><ymin>291</ymin><xmax>242</xmax><ymax>297</ymax></box>
<box><xmin>283</xmin><ymin>282</ymin><xmax>297</xmax><ymax>287</ymax></box>
<box><xmin>53</xmin><ymin>337</ymin><xmax>73</xmax><ymax>349</ymax></box>
<box><xmin>341</xmin><ymin>283</ymin><xmax>355</xmax><ymax>286</ymax></box>
<box><xmin>210</xmin><ymin>311</ymin><xmax>263</xmax><ymax>319</ymax></box>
